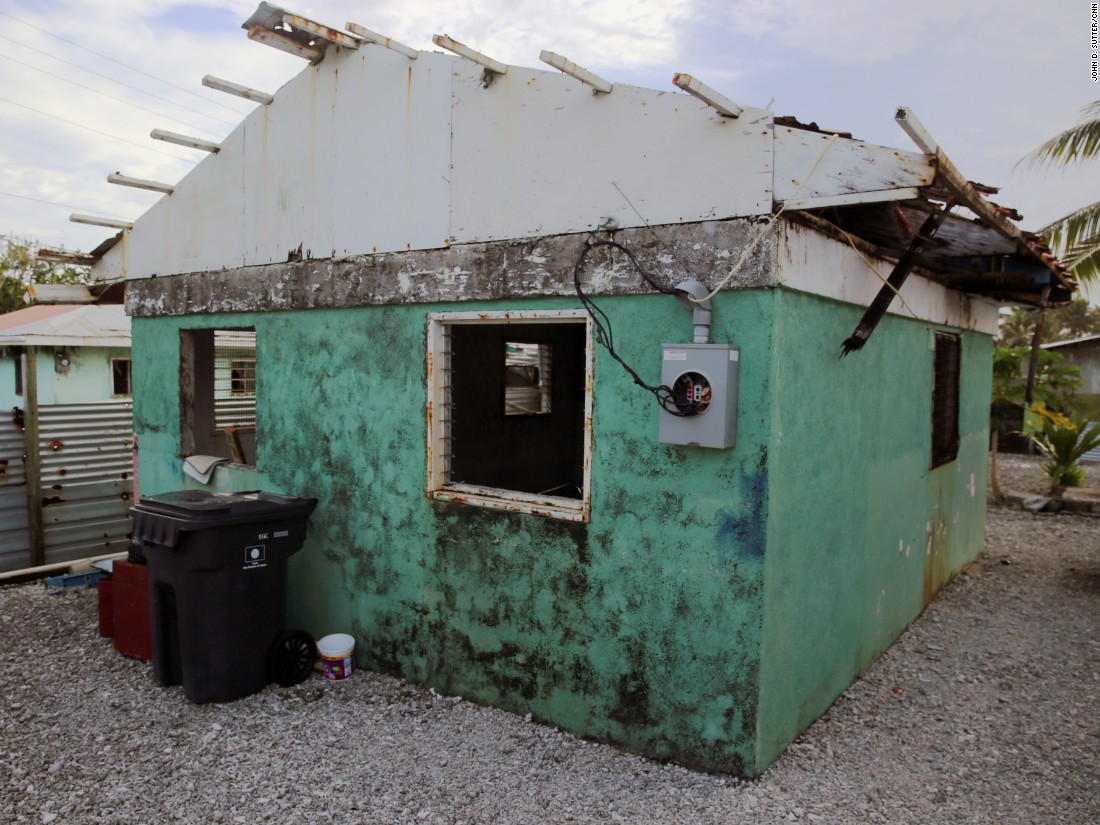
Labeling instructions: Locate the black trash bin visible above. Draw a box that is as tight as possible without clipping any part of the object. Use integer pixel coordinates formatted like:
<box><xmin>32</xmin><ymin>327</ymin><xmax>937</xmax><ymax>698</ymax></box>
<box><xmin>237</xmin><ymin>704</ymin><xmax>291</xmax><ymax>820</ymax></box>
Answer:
<box><xmin>131</xmin><ymin>490</ymin><xmax>318</xmax><ymax>703</ymax></box>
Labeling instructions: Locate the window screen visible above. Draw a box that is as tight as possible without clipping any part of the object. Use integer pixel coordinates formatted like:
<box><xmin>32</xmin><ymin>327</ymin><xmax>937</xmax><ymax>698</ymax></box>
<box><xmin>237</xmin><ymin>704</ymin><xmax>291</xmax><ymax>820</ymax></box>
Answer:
<box><xmin>213</xmin><ymin>330</ymin><xmax>256</xmax><ymax>429</ymax></box>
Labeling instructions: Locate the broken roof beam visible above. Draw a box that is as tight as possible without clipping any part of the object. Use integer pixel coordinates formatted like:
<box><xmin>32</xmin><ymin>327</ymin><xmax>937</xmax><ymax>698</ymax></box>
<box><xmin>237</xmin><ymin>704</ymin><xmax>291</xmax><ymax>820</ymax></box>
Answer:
<box><xmin>671</xmin><ymin>73</ymin><xmax>742</xmax><ymax>118</ymax></box>
<box><xmin>150</xmin><ymin>129</ymin><xmax>220</xmax><ymax>153</ymax></box>
<box><xmin>23</xmin><ymin>283</ymin><xmax>97</xmax><ymax>303</ymax></box>
<box><xmin>37</xmin><ymin>249</ymin><xmax>97</xmax><ymax>266</ymax></box>
<box><xmin>70</xmin><ymin>214</ymin><xmax>133</xmax><ymax>230</ymax></box>
<box><xmin>246</xmin><ymin>26</ymin><xmax>323</xmax><ymax>61</ymax></box>
<box><xmin>280</xmin><ymin>11</ymin><xmax>359</xmax><ymax>49</ymax></box>
<box><xmin>202</xmin><ymin>75</ymin><xmax>274</xmax><ymax>105</ymax></box>
<box><xmin>539</xmin><ymin>51</ymin><xmax>612</xmax><ymax>94</ymax></box>
<box><xmin>107</xmin><ymin>172</ymin><xmax>175</xmax><ymax>195</ymax></box>
<box><xmin>432</xmin><ymin>35</ymin><xmax>507</xmax><ymax>76</ymax></box>
<box><xmin>242</xmin><ymin>3</ymin><xmax>357</xmax><ymax>62</ymax></box>
<box><xmin>894</xmin><ymin>106</ymin><xmax>1074</xmax><ymax>292</ymax></box>
<box><xmin>894</xmin><ymin>107</ymin><xmax>1019</xmax><ymax>240</ymax></box>
<box><xmin>345</xmin><ymin>23</ymin><xmax>418</xmax><ymax>59</ymax></box>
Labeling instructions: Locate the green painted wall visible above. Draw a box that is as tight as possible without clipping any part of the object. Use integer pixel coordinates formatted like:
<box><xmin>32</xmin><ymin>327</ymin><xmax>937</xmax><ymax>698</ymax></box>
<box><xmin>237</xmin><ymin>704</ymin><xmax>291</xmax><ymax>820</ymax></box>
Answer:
<box><xmin>132</xmin><ymin>285</ymin><xmax>994</xmax><ymax>776</ymax></box>
<box><xmin>132</xmin><ymin>291</ymin><xmax>774</xmax><ymax>774</ymax></box>
<box><xmin>755</xmin><ymin>288</ymin><xmax>991</xmax><ymax>770</ymax></box>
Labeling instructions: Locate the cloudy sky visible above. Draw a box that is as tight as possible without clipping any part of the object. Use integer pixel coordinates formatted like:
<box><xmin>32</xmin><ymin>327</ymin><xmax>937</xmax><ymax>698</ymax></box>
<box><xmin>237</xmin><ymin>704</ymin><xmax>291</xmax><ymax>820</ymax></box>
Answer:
<box><xmin>0</xmin><ymin>0</ymin><xmax>1096</xmax><ymax>257</ymax></box>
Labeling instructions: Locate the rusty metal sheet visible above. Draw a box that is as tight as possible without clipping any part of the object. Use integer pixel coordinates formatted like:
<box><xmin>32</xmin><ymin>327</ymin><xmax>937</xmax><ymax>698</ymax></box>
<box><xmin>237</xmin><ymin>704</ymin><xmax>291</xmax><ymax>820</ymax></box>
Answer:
<box><xmin>0</xmin><ymin>417</ymin><xmax>30</xmax><ymax>573</ymax></box>
<box><xmin>36</xmin><ymin>402</ymin><xmax>133</xmax><ymax>566</ymax></box>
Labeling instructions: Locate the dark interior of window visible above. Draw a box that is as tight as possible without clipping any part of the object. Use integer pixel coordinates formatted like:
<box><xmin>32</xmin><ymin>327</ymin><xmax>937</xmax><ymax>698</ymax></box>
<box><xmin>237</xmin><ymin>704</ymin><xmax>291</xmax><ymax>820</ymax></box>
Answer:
<box><xmin>449</xmin><ymin>322</ymin><xmax>585</xmax><ymax>498</ymax></box>
<box><xmin>14</xmin><ymin>350</ymin><xmax>22</xmax><ymax>397</ymax></box>
<box><xmin>112</xmin><ymin>359</ymin><xmax>132</xmax><ymax>396</ymax></box>
<box><xmin>931</xmin><ymin>332</ymin><xmax>961</xmax><ymax>468</ymax></box>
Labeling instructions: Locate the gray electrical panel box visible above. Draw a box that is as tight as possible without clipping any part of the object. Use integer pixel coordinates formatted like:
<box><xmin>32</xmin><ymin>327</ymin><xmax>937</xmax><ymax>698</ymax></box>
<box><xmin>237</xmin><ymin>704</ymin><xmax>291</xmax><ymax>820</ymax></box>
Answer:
<box><xmin>658</xmin><ymin>343</ymin><xmax>740</xmax><ymax>449</ymax></box>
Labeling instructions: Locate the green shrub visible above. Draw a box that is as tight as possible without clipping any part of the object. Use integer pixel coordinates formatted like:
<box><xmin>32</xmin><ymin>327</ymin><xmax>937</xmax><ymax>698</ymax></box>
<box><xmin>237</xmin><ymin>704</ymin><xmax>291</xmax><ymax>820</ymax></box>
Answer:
<box><xmin>1028</xmin><ymin>404</ymin><xmax>1100</xmax><ymax>494</ymax></box>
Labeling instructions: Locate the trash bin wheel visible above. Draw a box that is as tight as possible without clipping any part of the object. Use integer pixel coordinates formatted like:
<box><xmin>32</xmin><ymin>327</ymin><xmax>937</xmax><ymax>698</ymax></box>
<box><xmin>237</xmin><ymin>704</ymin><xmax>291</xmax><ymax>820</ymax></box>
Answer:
<box><xmin>268</xmin><ymin>629</ymin><xmax>318</xmax><ymax>687</ymax></box>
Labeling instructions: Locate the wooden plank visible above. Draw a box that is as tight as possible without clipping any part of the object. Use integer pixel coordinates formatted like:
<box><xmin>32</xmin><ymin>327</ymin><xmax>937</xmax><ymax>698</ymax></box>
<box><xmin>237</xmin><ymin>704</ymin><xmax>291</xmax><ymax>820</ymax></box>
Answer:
<box><xmin>779</xmin><ymin>186</ymin><xmax>921</xmax><ymax>211</ymax></box>
<box><xmin>774</xmin><ymin>126</ymin><xmax>935</xmax><ymax>204</ymax></box>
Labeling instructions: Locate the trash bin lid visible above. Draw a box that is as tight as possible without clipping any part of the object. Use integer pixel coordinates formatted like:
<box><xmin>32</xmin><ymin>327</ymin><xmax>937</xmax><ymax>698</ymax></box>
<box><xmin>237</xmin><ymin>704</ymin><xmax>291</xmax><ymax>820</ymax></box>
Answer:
<box><xmin>132</xmin><ymin>490</ymin><xmax>317</xmax><ymax>528</ymax></box>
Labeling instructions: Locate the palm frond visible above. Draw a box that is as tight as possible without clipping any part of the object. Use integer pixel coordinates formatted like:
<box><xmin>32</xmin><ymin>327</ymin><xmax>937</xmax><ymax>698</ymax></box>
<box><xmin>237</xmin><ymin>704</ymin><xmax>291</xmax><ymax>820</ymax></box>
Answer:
<box><xmin>1039</xmin><ymin>199</ymin><xmax>1100</xmax><ymax>251</ymax></box>
<box><xmin>1019</xmin><ymin>100</ymin><xmax>1100</xmax><ymax>171</ymax></box>
<box><xmin>1061</xmin><ymin>239</ymin><xmax>1100</xmax><ymax>285</ymax></box>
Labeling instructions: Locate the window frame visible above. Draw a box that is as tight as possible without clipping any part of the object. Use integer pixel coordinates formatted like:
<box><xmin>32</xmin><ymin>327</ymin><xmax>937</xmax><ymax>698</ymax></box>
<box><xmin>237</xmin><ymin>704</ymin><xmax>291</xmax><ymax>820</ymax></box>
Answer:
<box><xmin>14</xmin><ymin>349</ymin><xmax>23</xmax><ymax>397</ymax></box>
<box><xmin>179</xmin><ymin>327</ymin><xmax>258</xmax><ymax>465</ymax></box>
<box><xmin>110</xmin><ymin>358</ymin><xmax>132</xmax><ymax>397</ymax></box>
<box><xmin>930</xmin><ymin>331</ymin><xmax>961</xmax><ymax>469</ymax></box>
<box><xmin>426</xmin><ymin>309</ymin><xmax>594</xmax><ymax>522</ymax></box>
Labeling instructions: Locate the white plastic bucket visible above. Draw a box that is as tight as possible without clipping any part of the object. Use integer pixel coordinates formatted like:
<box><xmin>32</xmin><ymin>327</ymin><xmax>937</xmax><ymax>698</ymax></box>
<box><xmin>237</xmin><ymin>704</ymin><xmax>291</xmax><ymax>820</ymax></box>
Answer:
<box><xmin>317</xmin><ymin>633</ymin><xmax>355</xmax><ymax>681</ymax></box>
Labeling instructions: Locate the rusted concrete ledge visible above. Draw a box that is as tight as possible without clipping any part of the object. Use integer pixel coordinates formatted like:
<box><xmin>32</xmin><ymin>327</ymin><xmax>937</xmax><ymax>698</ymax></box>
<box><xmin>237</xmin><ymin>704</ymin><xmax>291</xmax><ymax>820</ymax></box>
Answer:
<box><xmin>126</xmin><ymin>219</ymin><xmax>777</xmax><ymax>317</ymax></box>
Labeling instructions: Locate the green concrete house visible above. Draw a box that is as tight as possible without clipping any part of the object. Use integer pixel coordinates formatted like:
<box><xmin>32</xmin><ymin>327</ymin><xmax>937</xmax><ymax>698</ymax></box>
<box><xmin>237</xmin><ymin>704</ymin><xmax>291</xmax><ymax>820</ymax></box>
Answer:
<box><xmin>81</xmin><ymin>6</ymin><xmax>1071</xmax><ymax>775</ymax></box>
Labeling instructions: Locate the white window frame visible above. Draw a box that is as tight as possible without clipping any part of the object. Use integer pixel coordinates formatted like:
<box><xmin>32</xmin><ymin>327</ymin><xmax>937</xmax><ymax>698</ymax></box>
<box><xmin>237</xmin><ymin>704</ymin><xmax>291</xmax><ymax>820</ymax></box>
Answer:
<box><xmin>426</xmin><ymin>309</ymin><xmax>594</xmax><ymax>523</ymax></box>
<box><xmin>110</xmin><ymin>357</ymin><xmax>132</xmax><ymax>397</ymax></box>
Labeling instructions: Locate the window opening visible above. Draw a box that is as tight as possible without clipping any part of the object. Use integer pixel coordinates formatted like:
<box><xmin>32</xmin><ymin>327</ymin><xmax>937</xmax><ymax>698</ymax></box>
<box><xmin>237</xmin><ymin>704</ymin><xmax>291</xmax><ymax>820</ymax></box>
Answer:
<box><xmin>504</xmin><ymin>342</ymin><xmax>552</xmax><ymax>416</ymax></box>
<box><xmin>931</xmin><ymin>332</ymin><xmax>960</xmax><ymax>468</ymax></box>
<box><xmin>213</xmin><ymin>330</ymin><xmax>257</xmax><ymax>430</ymax></box>
<box><xmin>180</xmin><ymin>327</ymin><xmax>257</xmax><ymax>464</ymax></box>
<box><xmin>14</xmin><ymin>350</ymin><xmax>23</xmax><ymax>397</ymax></box>
<box><xmin>111</xmin><ymin>358</ymin><xmax>132</xmax><ymax>396</ymax></box>
<box><xmin>428</xmin><ymin>311</ymin><xmax>592</xmax><ymax>522</ymax></box>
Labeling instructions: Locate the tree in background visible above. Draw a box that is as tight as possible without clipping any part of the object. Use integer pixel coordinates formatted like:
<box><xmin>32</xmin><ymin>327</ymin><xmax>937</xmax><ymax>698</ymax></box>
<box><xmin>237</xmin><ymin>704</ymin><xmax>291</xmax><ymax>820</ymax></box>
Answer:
<box><xmin>0</xmin><ymin>236</ymin><xmax>91</xmax><ymax>315</ymax></box>
<box><xmin>996</xmin><ymin>299</ymin><xmax>1100</xmax><ymax>347</ymax></box>
<box><xmin>989</xmin><ymin>345</ymin><xmax>1083</xmax><ymax>502</ymax></box>
<box><xmin>1024</xmin><ymin>100</ymin><xmax>1100</xmax><ymax>285</ymax></box>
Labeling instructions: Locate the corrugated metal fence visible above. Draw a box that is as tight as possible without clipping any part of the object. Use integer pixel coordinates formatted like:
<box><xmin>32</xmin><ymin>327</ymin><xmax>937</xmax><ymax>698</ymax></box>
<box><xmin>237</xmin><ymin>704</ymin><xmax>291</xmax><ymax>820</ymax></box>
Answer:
<box><xmin>0</xmin><ymin>414</ymin><xmax>31</xmax><ymax>572</ymax></box>
<box><xmin>0</xmin><ymin>402</ymin><xmax>133</xmax><ymax>573</ymax></box>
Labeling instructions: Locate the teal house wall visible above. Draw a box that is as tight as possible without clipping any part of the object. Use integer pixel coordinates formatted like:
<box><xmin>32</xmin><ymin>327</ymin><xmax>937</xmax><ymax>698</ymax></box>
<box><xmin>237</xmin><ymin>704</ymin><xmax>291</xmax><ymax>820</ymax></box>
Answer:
<box><xmin>0</xmin><ymin>345</ymin><xmax>130</xmax><ymax>409</ymax></box>
<box><xmin>755</xmin><ymin>289</ymin><xmax>991</xmax><ymax>769</ymax></box>
<box><xmin>128</xmin><ymin>226</ymin><xmax>994</xmax><ymax>775</ymax></box>
<box><xmin>133</xmin><ymin>288</ymin><xmax>776</xmax><ymax>775</ymax></box>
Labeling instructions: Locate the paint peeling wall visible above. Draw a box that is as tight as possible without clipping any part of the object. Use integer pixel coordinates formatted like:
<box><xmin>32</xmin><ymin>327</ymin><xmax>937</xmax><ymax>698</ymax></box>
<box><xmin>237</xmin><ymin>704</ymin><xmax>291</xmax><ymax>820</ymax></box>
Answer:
<box><xmin>131</xmin><ymin>289</ymin><xmax>777</xmax><ymax>775</ymax></box>
<box><xmin>125</xmin><ymin>221</ymin><xmax>776</xmax><ymax>318</ymax></box>
<box><xmin>755</xmin><ymin>286</ymin><xmax>991</xmax><ymax>770</ymax></box>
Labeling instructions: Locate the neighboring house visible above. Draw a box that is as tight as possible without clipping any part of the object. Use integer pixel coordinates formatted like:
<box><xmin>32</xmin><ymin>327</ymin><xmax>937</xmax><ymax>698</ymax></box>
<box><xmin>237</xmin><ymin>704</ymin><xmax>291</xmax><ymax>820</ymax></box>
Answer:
<box><xmin>81</xmin><ymin>5</ymin><xmax>1071</xmax><ymax>775</ymax></box>
<box><xmin>1042</xmin><ymin>334</ymin><xmax>1100</xmax><ymax>407</ymax></box>
<box><xmin>0</xmin><ymin>304</ymin><xmax>134</xmax><ymax>572</ymax></box>
<box><xmin>0</xmin><ymin>304</ymin><xmax>131</xmax><ymax>410</ymax></box>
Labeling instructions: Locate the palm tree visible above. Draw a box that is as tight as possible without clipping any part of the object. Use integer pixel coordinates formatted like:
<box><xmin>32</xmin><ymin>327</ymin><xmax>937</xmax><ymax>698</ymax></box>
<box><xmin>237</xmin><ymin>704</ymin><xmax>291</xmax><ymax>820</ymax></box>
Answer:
<box><xmin>1024</xmin><ymin>100</ymin><xmax>1100</xmax><ymax>284</ymax></box>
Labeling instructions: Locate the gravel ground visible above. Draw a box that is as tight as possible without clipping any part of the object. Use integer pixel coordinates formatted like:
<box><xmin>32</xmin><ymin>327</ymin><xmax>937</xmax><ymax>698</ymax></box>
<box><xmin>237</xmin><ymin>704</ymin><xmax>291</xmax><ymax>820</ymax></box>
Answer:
<box><xmin>2</xmin><ymin>458</ymin><xmax>1098</xmax><ymax>824</ymax></box>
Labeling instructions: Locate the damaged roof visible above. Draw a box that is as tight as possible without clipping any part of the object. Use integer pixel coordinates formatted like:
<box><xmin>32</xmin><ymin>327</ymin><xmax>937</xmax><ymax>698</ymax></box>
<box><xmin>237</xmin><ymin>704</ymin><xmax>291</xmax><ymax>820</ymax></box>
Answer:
<box><xmin>78</xmin><ymin>3</ymin><xmax>1069</xmax><ymax>310</ymax></box>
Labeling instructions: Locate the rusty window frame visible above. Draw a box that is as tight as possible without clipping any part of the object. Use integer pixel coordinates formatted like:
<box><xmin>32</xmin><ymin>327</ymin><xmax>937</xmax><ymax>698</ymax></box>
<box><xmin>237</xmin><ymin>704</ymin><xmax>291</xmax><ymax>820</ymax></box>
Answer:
<box><xmin>426</xmin><ymin>310</ymin><xmax>593</xmax><ymax>523</ymax></box>
<box><xmin>931</xmin><ymin>331</ymin><xmax>960</xmax><ymax>469</ymax></box>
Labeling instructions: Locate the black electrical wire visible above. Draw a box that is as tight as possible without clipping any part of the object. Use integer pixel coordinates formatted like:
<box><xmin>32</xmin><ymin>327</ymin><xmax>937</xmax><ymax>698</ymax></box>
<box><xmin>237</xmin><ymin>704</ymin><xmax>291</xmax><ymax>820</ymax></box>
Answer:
<box><xmin>572</xmin><ymin>238</ymin><xmax>702</xmax><ymax>417</ymax></box>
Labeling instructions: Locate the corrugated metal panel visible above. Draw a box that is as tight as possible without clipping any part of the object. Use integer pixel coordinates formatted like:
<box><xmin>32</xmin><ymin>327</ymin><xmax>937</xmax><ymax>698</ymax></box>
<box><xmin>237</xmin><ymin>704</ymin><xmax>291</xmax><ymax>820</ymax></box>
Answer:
<box><xmin>1083</xmin><ymin>423</ymin><xmax>1100</xmax><ymax>464</ymax></box>
<box><xmin>0</xmin><ymin>415</ymin><xmax>30</xmax><ymax>573</ymax></box>
<box><xmin>37</xmin><ymin>402</ymin><xmax>133</xmax><ymax>566</ymax></box>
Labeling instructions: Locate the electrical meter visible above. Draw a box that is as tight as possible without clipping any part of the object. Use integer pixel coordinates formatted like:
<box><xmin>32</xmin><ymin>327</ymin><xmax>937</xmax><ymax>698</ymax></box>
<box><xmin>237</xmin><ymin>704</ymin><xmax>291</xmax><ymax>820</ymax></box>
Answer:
<box><xmin>658</xmin><ymin>343</ymin><xmax>740</xmax><ymax>448</ymax></box>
